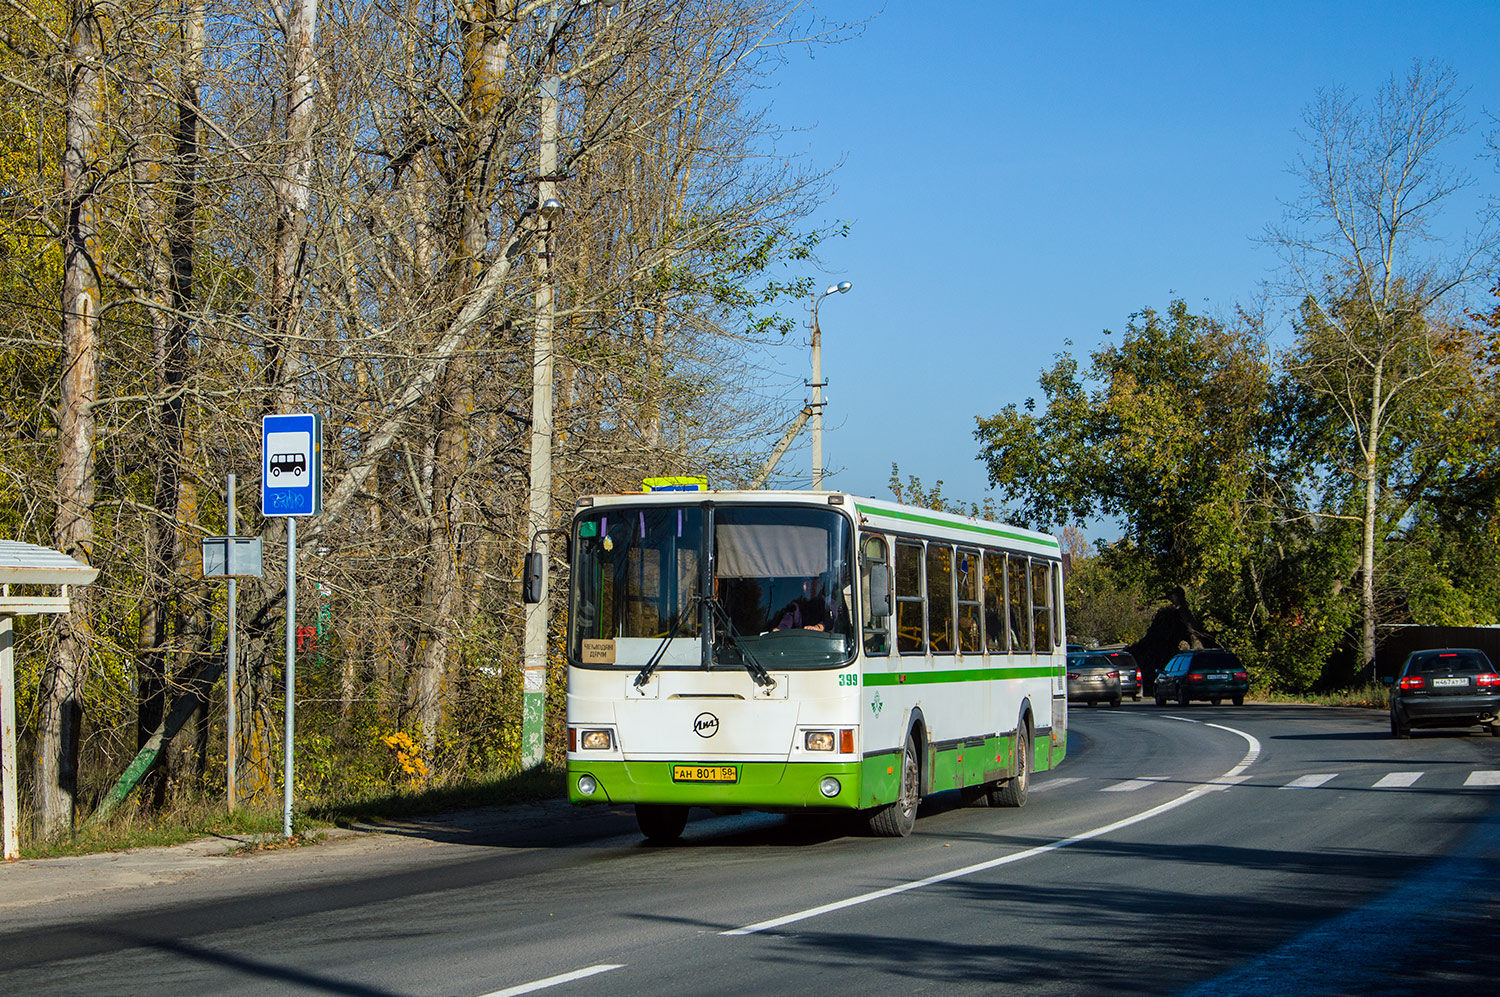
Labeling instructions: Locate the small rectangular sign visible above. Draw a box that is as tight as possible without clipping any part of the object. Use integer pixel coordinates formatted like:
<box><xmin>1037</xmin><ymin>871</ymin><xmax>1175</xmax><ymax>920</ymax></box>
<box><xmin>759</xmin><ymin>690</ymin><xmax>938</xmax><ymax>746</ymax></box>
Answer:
<box><xmin>202</xmin><ymin>537</ymin><xmax>264</xmax><ymax>578</ymax></box>
<box><xmin>643</xmin><ymin>476</ymin><xmax>707</xmax><ymax>492</ymax></box>
<box><xmin>581</xmin><ymin>639</ymin><xmax>616</xmax><ymax>665</ymax></box>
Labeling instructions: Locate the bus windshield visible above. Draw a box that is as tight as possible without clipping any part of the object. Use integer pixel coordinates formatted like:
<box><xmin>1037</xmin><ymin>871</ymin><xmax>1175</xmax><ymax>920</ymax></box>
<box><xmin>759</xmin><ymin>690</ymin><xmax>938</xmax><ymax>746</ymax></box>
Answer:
<box><xmin>713</xmin><ymin>505</ymin><xmax>854</xmax><ymax>669</ymax></box>
<box><xmin>570</xmin><ymin>503</ymin><xmax>854</xmax><ymax>670</ymax></box>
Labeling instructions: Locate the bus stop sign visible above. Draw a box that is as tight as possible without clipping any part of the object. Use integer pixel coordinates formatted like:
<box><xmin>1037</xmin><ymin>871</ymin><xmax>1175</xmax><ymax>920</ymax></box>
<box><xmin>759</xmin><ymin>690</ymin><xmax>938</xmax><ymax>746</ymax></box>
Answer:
<box><xmin>262</xmin><ymin>413</ymin><xmax>322</xmax><ymax>516</ymax></box>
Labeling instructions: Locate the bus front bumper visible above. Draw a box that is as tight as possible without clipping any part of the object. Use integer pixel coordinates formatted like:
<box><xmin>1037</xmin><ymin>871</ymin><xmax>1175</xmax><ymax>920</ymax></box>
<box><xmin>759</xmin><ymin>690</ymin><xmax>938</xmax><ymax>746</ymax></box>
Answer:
<box><xmin>567</xmin><ymin>758</ymin><xmax>871</xmax><ymax>810</ymax></box>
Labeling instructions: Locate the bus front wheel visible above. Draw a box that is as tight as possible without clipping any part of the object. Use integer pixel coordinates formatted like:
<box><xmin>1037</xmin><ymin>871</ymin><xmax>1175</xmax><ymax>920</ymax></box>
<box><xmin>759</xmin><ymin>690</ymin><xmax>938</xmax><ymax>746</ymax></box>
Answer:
<box><xmin>867</xmin><ymin>735</ymin><xmax>919</xmax><ymax>837</ymax></box>
<box><xmin>992</xmin><ymin>724</ymin><xmax>1030</xmax><ymax>808</ymax></box>
<box><xmin>636</xmin><ymin>804</ymin><xmax>688</xmax><ymax>843</ymax></box>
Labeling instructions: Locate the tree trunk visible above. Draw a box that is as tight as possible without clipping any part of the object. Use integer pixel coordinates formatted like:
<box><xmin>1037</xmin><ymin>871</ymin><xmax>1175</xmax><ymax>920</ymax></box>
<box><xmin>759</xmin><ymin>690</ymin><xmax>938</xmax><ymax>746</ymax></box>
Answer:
<box><xmin>1360</xmin><ymin>359</ymin><xmax>1384</xmax><ymax>682</ymax></box>
<box><xmin>36</xmin><ymin>0</ymin><xmax>104</xmax><ymax>838</ymax></box>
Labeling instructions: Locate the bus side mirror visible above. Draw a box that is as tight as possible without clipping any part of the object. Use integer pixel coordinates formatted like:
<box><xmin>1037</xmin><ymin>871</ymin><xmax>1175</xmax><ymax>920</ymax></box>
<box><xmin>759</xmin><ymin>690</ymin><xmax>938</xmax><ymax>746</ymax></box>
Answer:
<box><xmin>523</xmin><ymin>551</ymin><xmax>545</xmax><ymax>604</ymax></box>
<box><xmin>868</xmin><ymin>565</ymin><xmax>892</xmax><ymax>621</ymax></box>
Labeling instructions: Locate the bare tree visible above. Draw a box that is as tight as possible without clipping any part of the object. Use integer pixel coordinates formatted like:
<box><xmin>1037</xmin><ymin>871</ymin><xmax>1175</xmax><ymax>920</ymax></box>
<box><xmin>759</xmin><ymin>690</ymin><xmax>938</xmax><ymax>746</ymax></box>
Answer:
<box><xmin>1268</xmin><ymin>60</ymin><xmax>1496</xmax><ymax>678</ymax></box>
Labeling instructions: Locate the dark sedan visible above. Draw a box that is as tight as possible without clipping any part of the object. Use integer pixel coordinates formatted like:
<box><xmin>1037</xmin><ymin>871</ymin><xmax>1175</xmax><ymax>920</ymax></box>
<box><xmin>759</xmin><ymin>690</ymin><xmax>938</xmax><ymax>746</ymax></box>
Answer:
<box><xmin>1387</xmin><ymin>648</ymin><xmax>1500</xmax><ymax>738</ymax></box>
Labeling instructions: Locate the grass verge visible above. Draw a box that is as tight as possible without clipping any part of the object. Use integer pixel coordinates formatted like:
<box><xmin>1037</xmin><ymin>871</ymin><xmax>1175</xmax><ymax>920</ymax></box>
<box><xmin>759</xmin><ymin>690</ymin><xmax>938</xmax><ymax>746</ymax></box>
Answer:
<box><xmin>16</xmin><ymin>764</ymin><xmax>567</xmax><ymax>860</ymax></box>
<box><xmin>1254</xmin><ymin>683</ymin><xmax>1390</xmax><ymax>709</ymax></box>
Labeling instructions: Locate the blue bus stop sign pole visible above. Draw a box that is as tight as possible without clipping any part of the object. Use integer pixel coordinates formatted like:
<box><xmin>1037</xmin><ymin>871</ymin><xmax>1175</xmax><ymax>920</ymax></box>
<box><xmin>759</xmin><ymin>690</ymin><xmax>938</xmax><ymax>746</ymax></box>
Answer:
<box><xmin>262</xmin><ymin>414</ymin><xmax>321</xmax><ymax>838</ymax></box>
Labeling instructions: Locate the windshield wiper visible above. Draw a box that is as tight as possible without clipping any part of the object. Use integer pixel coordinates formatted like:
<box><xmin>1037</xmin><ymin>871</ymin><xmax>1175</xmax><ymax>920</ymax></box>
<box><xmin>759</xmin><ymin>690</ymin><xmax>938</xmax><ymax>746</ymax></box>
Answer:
<box><xmin>634</xmin><ymin>596</ymin><xmax>698</xmax><ymax>691</ymax></box>
<box><xmin>703</xmin><ymin>596</ymin><xmax>775</xmax><ymax>690</ymax></box>
<box><xmin>632</xmin><ymin>595</ymin><xmax>776</xmax><ymax>691</ymax></box>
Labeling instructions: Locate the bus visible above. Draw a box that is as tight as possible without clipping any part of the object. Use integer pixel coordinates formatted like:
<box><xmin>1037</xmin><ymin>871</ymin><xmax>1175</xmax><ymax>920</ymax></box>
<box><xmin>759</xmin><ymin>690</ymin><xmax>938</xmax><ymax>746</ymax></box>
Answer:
<box><xmin>535</xmin><ymin>489</ymin><xmax>1068</xmax><ymax>841</ymax></box>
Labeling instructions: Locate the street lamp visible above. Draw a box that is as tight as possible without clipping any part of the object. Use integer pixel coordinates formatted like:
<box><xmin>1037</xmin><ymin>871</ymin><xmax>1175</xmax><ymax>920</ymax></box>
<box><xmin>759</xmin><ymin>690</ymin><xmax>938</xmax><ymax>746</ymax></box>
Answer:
<box><xmin>810</xmin><ymin>280</ymin><xmax>852</xmax><ymax>490</ymax></box>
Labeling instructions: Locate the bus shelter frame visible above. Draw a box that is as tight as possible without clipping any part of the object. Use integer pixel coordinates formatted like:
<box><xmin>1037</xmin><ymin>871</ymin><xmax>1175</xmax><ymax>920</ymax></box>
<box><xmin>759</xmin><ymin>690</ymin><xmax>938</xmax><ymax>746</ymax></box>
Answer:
<box><xmin>0</xmin><ymin>541</ymin><xmax>98</xmax><ymax>860</ymax></box>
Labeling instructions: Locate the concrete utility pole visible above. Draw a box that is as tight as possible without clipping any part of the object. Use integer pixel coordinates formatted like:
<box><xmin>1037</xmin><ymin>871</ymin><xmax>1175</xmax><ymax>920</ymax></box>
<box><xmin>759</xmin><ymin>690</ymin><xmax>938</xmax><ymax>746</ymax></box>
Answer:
<box><xmin>226</xmin><ymin>474</ymin><xmax>238</xmax><ymax>809</ymax></box>
<box><xmin>809</xmin><ymin>281</ymin><xmax>852</xmax><ymax>490</ymax></box>
<box><xmin>522</xmin><ymin>12</ymin><xmax>563</xmax><ymax>770</ymax></box>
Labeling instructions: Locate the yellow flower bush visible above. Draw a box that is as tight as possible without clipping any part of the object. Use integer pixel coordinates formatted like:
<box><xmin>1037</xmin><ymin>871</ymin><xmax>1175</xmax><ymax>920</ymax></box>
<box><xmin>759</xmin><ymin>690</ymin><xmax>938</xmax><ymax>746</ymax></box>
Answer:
<box><xmin>380</xmin><ymin>731</ymin><xmax>429</xmax><ymax>788</ymax></box>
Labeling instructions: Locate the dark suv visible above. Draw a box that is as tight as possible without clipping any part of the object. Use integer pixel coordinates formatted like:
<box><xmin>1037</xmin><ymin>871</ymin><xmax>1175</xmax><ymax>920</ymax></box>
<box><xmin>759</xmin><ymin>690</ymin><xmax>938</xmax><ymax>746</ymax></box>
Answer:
<box><xmin>1153</xmin><ymin>649</ymin><xmax>1248</xmax><ymax>707</ymax></box>
<box><xmin>1387</xmin><ymin>648</ymin><xmax>1500</xmax><ymax>738</ymax></box>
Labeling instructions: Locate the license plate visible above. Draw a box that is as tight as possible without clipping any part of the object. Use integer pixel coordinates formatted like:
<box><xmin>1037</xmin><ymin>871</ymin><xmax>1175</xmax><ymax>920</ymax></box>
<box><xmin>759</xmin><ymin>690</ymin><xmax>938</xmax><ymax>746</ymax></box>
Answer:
<box><xmin>1209</xmin><ymin>673</ymin><xmax>1227</xmax><ymax>680</ymax></box>
<box><xmin>672</xmin><ymin>764</ymin><xmax>738</xmax><ymax>783</ymax></box>
<box><xmin>1433</xmin><ymin>677</ymin><xmax>1468</xmax><ymax>688</ymax></box>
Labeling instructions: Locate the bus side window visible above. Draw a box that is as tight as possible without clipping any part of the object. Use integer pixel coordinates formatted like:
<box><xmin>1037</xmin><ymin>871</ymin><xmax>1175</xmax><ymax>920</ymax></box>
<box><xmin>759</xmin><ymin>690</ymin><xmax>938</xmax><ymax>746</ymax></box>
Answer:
<box><xmin>1052</xmin><ymin>560</ymin><xmax>1064</xmax><ymax>649</ymax></box>
<box><xmin>1031</xmin><ymin>560</ymin><xmax>1053</xmax><ymax>650</ymax></box>
<box><xmin>861</xmin><ymin>535</ymin><xmax>891</xmax><ymax>656</ymax></box>
<box><xmin>895</xmin><ymin>539</ymin><xmax>926</xmax><ymax>655</ymax></box>
<box><xmin>1007</xmin><ymin>553</ymin><xmax>1032</xmax><ymax>653</ymax></box>
<box><xmin>927</xmin><ymin>543</ymin><xmax>955</xmax><ymax>654</ymax></box>
<box><xmin>983</xmin><ymin>551</ymin><xmax>1007</xmax><ymax>654</ymax></box>
<box><xmin>956</xmin><ymin>548</ymin><xmax>981</xmax><ymax>655</ymax></box>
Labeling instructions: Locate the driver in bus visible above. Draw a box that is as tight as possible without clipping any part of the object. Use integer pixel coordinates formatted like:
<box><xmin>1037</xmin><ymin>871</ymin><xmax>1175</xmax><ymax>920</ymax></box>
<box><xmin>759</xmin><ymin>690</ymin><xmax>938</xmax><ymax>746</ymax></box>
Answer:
<box><xmin>774</xmin><ymin>576</ymin><xmax>835</xmax><ymax>632</ymax></box>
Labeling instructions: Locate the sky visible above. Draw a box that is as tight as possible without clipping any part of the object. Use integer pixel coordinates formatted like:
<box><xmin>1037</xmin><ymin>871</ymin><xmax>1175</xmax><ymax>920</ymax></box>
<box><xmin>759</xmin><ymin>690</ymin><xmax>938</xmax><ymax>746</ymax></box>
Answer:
<box><xmin>755</xmin><ymin>1</ymin><xmax>1500</xmax><ymax>529</ymax></box>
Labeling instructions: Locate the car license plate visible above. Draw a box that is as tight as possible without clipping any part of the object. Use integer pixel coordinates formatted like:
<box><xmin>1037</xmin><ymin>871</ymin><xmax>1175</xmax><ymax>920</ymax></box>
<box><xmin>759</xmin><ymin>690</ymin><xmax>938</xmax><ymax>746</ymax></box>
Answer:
<box><xmin>672</xmin><ymin>764</ymin><xmax>738</xmax><ymax>783</ymax></box>
<box><xmin>1209</xmin><ymin>673</ymin><xmax>1227</xmax><ymax>680</ymax></box>
<box><xmin>1433</xmin><ymin>677</ymin><xmax>1468</xmax><ymax>688</ymax></box>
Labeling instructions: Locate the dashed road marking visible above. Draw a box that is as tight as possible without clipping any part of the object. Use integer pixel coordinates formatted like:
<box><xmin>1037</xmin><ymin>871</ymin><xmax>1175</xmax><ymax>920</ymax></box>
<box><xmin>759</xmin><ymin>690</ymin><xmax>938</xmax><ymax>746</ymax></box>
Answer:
<box><xmin>1103</xmin><ymin>776</ymin><xmax>1170</xmax><ymax>792</ymax></box>
<box><xmin>1281</xmin><ymin>773</ymin><xmax>1337</xmax><ymax>789</ymax></box>
<box><xmin>1464</xmin><ymin>770</ymin><xmax>1500</xmax><ymax>787</ymax></box>
<box><xmin>1373</xmin><ymin>772</ymin><xmax>1423</xmax><ymax>789</ymax></box>
<box><xmin>478</xmin><ymin>965</ymin><xmax>625</xmax><ymax>997</ymax></box>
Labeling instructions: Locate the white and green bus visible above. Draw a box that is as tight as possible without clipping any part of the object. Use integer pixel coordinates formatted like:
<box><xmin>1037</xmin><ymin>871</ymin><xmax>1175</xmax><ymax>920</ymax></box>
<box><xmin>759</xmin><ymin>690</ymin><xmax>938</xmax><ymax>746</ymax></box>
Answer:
<box><xmin>546</xmin><ymin>490</ymin><xmax>1067</xmax><ymax>841</ymax></box>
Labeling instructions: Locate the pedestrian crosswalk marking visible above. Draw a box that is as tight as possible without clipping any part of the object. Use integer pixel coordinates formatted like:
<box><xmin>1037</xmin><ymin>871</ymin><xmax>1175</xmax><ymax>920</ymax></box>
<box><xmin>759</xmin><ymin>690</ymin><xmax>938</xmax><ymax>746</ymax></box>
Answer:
<box><xmin>1103</xmin><ymin>776</ymin><xmax>1170</xmax><ymax>792</ymax></box>
<box><xmin>1373</xmin><ymin>771</ymin><xmax>1422</xmax><ymax>789</ymax></box>
<box><xmin>1281</xmin><ymin>773</ymin><xmax>1337</xmax><ymax>789</ymax></box>
<box><xmin>1041</xmin><ymin>770</ymin><xmax>1499</xmax><ymax>794</ymax></box>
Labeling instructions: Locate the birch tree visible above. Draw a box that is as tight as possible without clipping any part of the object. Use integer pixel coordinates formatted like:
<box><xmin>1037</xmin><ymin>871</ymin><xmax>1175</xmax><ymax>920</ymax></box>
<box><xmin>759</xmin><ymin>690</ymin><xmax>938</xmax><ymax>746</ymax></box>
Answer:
<box><xmin>1267</xmin><ymin>60</ymin><xmax>1496</xmax><ymax>679</ymax></box>
<box><xmin>35</xmin><ymin>0</ymin><xmax>104</xmax><ymax>836</ymax></box>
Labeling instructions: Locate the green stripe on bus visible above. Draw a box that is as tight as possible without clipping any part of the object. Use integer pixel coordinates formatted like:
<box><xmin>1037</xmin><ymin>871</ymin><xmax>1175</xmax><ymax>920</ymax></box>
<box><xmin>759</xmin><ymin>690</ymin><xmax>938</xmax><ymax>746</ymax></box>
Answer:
<box><xmin>853</xmin><ymin>503</ymin><xmax>1061</xmax><ymax>549</ymax></box>
<box><xmin>863</xmin><ymin>666</ymin><xmax>1059</xmax><ymax>686</ymax></box>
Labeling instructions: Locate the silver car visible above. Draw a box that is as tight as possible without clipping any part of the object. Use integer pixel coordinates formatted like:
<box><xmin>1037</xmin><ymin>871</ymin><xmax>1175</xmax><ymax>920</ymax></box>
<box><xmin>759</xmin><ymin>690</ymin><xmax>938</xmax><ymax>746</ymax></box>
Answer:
<box><xmin>1067</xmin><ymin>651</ymin><xmax>1122</xmax><ymax>707</ymax></box>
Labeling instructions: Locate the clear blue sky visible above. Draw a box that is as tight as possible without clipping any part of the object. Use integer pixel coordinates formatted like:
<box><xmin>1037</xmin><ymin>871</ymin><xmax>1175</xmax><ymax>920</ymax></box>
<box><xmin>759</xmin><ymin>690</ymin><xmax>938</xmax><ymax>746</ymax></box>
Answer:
<box><xmin>758</xmin><ymin>1</ymin><xmax>1500</xmax><ymax>528</ymax></box>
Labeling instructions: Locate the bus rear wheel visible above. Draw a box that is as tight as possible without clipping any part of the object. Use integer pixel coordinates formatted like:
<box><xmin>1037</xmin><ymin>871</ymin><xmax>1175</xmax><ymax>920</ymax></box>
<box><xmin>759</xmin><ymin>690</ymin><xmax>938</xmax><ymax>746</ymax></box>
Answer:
<box><xmin>867</xmin><ymin>735</ymin><xmax>919</xmax><ymax>837</ymax></box>
<box><xmin>636</xmin><ymin>804</ymin><xmax>689</xmax><ymax>842</ymax></box>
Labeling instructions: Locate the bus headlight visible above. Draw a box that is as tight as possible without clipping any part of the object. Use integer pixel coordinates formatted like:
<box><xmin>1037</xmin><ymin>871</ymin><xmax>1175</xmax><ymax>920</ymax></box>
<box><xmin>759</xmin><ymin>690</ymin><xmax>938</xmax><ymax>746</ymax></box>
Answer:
<box><xmin>804</xmin><ymin>730</ymin><xmax>835</xmax><ymax>751</ymax></box>
<box><xmin>580</xmin><ymin>729</ymin><xmax>613</xmax><ymax>750</ymax></box>
<box><xmin>577</xmin><ymin>775</ymin><xmax>598</xmax><ymax>796</ymax></box>
<box><xmin>819</xmin><ymin>777</ymin><xmax>841</xmax><ymax>798</ymax></box>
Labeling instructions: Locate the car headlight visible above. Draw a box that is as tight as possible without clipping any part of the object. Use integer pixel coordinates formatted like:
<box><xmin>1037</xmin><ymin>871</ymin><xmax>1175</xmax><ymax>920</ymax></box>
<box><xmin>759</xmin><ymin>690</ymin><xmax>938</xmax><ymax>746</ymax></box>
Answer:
<box><xmin>580</xmin><ymin>729</ymin><xmax>613</xmax><ymax>750</ymax></box>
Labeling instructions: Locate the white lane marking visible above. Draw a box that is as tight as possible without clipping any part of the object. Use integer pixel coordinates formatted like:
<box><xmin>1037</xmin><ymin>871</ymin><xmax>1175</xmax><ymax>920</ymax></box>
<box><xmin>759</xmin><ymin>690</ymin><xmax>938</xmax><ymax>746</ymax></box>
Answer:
<box><xmin>723</xmin><ymin>718</ymin><xmax>1260</xmax><ymax>937</ymax></box>
<box><xmin>1464</xmin><ymin>770</ymin><xmax>1500</xmax><ymax>787</ymax></box>
<box><xmin>1030</xmin><ymin>777</ymin><xmax>1081</xmax><ymax>793</ymax></box>
<box><xmin>1282</xmin><ymin>773</ymin><xmax>1336</xmax><ymax>789</ymax></box>
<box><xmin>1103</xmin><ymin>776</ymin><xmax>1169</xmax><ymax>792</ymax></box>
<box><xmin>1373</xmin><ymin>771</ymin><xmax>1422</xmax><ymax>789</ymax></box>
<box><xmin>478</xmin><ymin>964</ymin><xmax>625</xmax><ymax>997</ymax></box>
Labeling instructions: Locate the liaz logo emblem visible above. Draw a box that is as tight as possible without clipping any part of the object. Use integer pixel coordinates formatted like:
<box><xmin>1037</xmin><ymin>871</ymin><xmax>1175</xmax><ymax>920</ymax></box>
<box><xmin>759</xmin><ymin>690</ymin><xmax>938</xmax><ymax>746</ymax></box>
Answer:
<box><xmin>693</xmin><ymin>712</ymin><xmax>720</xmax><ymax>738</ymax></box>
<box><xmin>871</xmin><ymin>691</ymin><xmax>884</xmax><ymax>718</ymax></box>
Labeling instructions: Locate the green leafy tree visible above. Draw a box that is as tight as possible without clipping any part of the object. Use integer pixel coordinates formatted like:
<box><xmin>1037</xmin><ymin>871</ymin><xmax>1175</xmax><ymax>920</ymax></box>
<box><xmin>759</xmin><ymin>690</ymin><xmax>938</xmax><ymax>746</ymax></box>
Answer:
<box><xmin>975</xmin><ymin>300</ymin><xmax>1271</xmax><ymax>647</ymax></box>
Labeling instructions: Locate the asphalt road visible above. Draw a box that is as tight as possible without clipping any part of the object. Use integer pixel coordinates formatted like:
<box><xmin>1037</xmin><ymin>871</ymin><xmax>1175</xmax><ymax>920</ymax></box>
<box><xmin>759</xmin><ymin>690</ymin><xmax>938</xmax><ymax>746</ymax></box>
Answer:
<box><xmin>3</xmin><ymin>703</ymin><xmax>1498</xmax><ymax>996</ymax></box>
